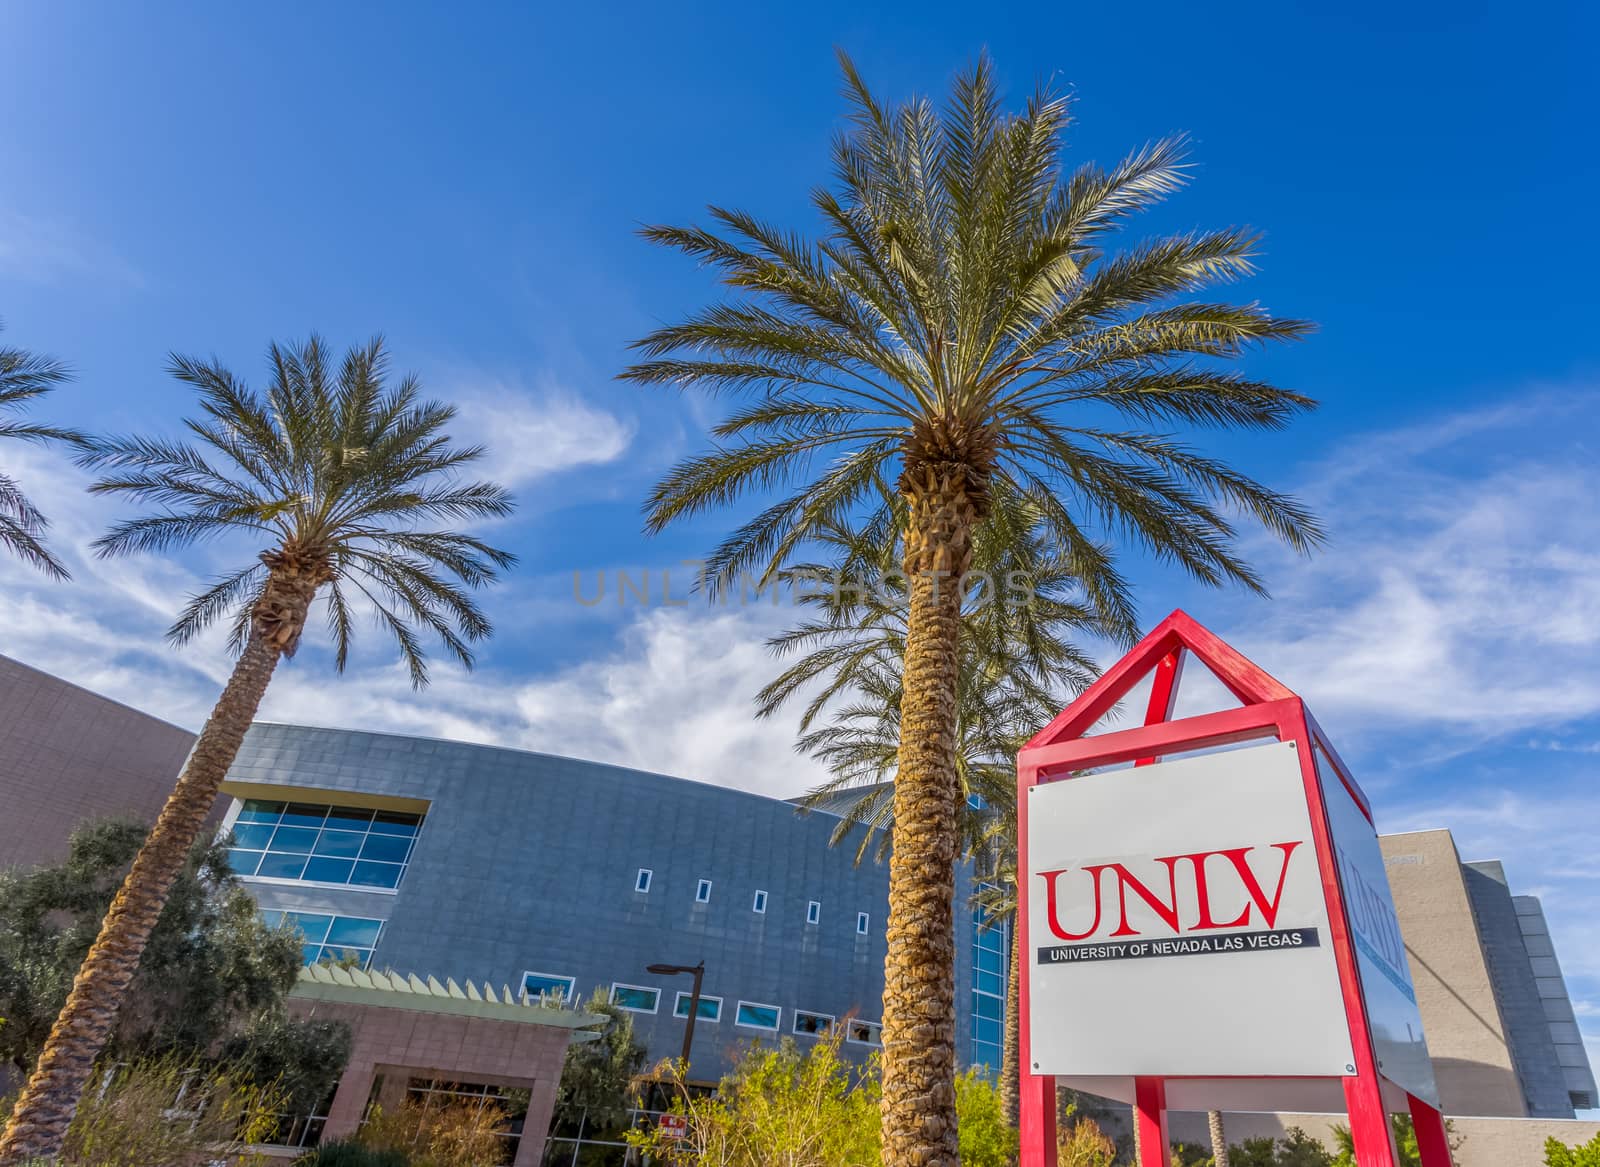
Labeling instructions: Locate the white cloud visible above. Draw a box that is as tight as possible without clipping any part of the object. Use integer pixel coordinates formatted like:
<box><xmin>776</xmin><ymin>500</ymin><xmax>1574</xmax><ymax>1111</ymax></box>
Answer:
<box><xmin>449</xmin><ymin>381</ymin><xmax>634</xmax><ymax>490</ymax></box>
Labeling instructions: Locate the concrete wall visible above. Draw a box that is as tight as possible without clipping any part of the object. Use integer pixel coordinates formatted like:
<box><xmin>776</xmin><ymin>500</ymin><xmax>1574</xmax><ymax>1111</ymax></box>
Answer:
<box><xmin>223</xmin><ymin>722</ymin><xmax>965</xmax><ymax>1081</ymax></box>
<box><xmin>0</xmin><ymin>653</ymin><xmax>195</xmax><ymax>870</ymax></box>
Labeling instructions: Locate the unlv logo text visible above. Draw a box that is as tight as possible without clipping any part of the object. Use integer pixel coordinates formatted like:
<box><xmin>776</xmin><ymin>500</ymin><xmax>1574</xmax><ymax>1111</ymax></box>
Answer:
<box><xmin>1037</xmin><ymin>841</ymin><xmax>1305</xmax><ymax>941</ymax></box>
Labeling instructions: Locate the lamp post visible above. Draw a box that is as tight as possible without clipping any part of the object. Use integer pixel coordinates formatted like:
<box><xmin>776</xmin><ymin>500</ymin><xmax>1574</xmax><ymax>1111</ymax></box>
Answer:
<box><xmin>646</xmin><ymin>960</ymin><xmax>705</xmax><ymax>1071</ymax></box>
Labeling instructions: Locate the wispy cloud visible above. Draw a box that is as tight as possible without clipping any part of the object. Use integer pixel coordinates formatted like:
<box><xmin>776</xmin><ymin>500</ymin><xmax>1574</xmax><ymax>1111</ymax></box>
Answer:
<box><xmin>449</xmin><ymin>379</ymin><xmax>634</xmax><ymax>491</ymax></box>
<box><xmin>0</xmin><ymin>208</ymin><xmax>142</xmax><ymax>288</ymax></box>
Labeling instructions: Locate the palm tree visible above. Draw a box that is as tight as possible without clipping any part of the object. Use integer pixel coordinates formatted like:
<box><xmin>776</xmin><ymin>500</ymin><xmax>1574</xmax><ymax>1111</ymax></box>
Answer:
<box><xmin>0</xmin><ymin>336</ymin><xmax>516</xmax><ymax>1164</ymax></box>
<box><xmin>0</xmin><ymin>324</ymin><xmax>83</xmax><ymax>578</ymax></box>
<box><xmin>624</xmin><ymin>53</ymin><xmax>1320</xmax><ymax>1163</ymax></box>
<box><xmin>763</xmin><ymin>487</ymin><xmax>1122</xmax><ymax>1137</ymax></box>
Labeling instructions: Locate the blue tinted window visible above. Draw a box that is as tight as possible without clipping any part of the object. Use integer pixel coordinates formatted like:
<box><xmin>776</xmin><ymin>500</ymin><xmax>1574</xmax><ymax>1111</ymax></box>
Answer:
<box><xmin>225</xmin><ymin>799</ymin><xmax>424</xmax><ymax>891</ymax></box>
<box><xmin>674</xmin><ymin>994</ymin><xmax>721</xmax><ymax>1021</ymax></box>
<box><xmin>523</xmin><ymin>972</ymin><xmax>577</xmax><ymax>1002</ymax></box>
<box><xmin>735</xmin><ymin>1002</ymin><xmax>780</xmax><ymax>1030</ymax></box>
<box><xmin>611</xmin><ymin>985</ymin><xmax>659</xmax><ymax>1013</ymax></box>
<box><xmin>265</xmin><ymin>910</ymin><xmax>382</xmax><ymax>970</ymax></box>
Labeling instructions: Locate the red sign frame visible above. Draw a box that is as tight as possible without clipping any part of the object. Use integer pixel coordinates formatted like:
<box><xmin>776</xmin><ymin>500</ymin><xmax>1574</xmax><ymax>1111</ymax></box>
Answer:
<box><xmin>1016</xmin><ymin>610</ymin><xmax>1453</xmax><ymax>1167</ymax></box>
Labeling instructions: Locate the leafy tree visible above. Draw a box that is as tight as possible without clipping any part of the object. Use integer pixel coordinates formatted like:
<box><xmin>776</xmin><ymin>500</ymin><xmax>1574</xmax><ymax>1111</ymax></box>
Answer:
<box><xmin>0</xmin><ymin>818</ymin><xmax>350</xmax><ymax>1122</ymax></box>
<box><xmin>1058</xmin><ymin>1117</ymin><xmax>1118</xmax><ymax>1167</ymax></box>
<box><xmin>626</xmin><ymin>52</ymin><xmax>1319</xmax><ymax>1162</ymax></box>
<box><xmin>0</xmin><ymin>337</ymin><xmax>515</xmax><ymax>1164</ymax></box>
<box><xmin>1547</xmin><ymin>1130</ymin><xmax>1600</xmax><ymax>1166</ymax></box>
<box><xmin>1274</xmin><ymin>1127</ymin><xmax>1336</xmax><ymax>1167</ymax></box>
<box><xmin>1331</xmin><ymin>1116</ymin><xmax>1457</xmax><ymax>1167</ymax></box>
<box><xmin>954</xmin><ymin>1065</ymin><xmax>1017</xmax><ymax>1167</ymax></box>
<box><xmin>1230</xmin><ymin>1136</ymin><xmax>1280</xmax><ymax>1167</ymax></box>
<box><xmin>550</xmin><ymin>989</ymin><xmax>649</xmax><ymax>1135</ymax></box>
<box><xmin>0</xmin><ymin>323</ymin><xmax>83</xmax><ymax>578</ymax></box>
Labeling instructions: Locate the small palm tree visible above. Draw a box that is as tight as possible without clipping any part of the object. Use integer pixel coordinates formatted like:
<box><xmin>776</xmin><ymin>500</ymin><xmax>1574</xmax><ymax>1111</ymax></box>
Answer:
<box><xmin>625</xmin><ymin>53</ymin><xmax>1319</xmax><ymax>1162</ymax></box>
<box><xmin>0</xmin><ymin>324</ymin><xmax>83</xmax><ymax>578</ymax></box>
<box><xmin>0</xmin><ymin>336</ymin><xmax>516</xmax><ymax>1165</ymax></box>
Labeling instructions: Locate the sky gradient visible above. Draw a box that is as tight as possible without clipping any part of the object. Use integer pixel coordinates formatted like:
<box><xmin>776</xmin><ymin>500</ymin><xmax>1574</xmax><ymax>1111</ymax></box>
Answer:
<box><xmin>3</xmin><ymin>0</ymin><xmax>1598</xmax><ymax>1104</ymax></box>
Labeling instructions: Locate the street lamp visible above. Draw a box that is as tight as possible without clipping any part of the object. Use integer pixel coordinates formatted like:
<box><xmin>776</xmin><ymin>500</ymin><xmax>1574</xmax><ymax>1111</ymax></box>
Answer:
<box><xmin>646</xmin><ymin>960</ymin><xmax>705</xmax><ymax>1070</ymax></box>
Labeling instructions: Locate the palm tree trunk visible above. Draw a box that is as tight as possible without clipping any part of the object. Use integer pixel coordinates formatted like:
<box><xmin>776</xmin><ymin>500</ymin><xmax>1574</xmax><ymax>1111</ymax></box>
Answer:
<box><xmin>1208</xmin><ymin>1109</ymin><xmax>1229</xmax><ymax>1167</ymax></box>
<box><xmin>880</xmin><ymin>465</ymin><xmax>977</xmax><ymax>1167</ymax></box>
<box><xmin>0</xmin><ymin>629</ymin><xmax>284</xmax><ymax>1164</ymax></box>
<box><xmin>1000</xmin><ymin>911</ymin><xmax>1020</xmax><ymax>1131</ymax></box>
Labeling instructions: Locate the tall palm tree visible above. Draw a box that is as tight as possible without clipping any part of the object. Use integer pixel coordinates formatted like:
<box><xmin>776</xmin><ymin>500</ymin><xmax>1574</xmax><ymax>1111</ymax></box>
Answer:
<box><xmin>0</xmin><ymin>336</ymin><xmax>516</xmax><ymax>1165</ymax></box>
<box><xmin>624</xmin><ymin>53</ymin><xmax>1319</xmax><ymax>1163</ymax></box>
<box><xmin>0</xmin><ymin>324</ymin><xmax>83</xmax><ymax>578</ymax></box>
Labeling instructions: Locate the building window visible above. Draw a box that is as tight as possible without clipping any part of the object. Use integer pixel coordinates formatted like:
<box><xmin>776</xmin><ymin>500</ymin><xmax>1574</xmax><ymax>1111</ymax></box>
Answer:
<box><xmin>735</xmin><ymin>1001</ymin><xmax>781</xmax><ymax>1031</ymax></box>
<box><xmin>611</xmin><ymin>984</ymin><xmax>661</xmax><ymax>1014</ymax></box>
<box><xmin>971</xmin><ymin>900</ymin><xmax>1007</xmax><ymax>1070</ymax></box>
<box><xmin>847</xmin><ymin>1019</ymin><xmax>882</xmax><ymax>1046</ymax></box>
<box><xmin>752</xmin><ymin>890</ymin><xmax>767</xmax><ymax>913</ymax></box>
<box><xmin>807</xmin><ymin>901</ymin><xmax>821</xmax><ymax>925</ymax></box>
<box><xmin>696</xmin><ymin>878</ymin><xmax>712</xmax><ymax>903</ymax></box>
<box><xmin>793</xmin><ymin>1010</ymin><xmax>835</xmax><ymax>1037</ymax></box>
<box><xmin>260</xmin><ymin>910</ymin><xmax>383</xmax><ymax>969</ymax></box>
<box><xmin>673</xmin><ymin>992</ymin><xmax>722</xmax><ymax>1022</ymax></box>
<box><xmin>635</xmin><ymin>868</ymin><xmax>653</xmax><ymax>893</ymax></box>
<box><xmin>857</xmin><ymin>912</ymin><xmax>870</xmax><ymax>935</ymax></box>
<box><xmin>522</xmin><ymin>971</ymin><xmax>577</xmax><ymax>1005</ymax></box>
<box><xmin>228</xmin><ymin>799</ymin><xmax>422</xmax><ymax>891</ymax></box>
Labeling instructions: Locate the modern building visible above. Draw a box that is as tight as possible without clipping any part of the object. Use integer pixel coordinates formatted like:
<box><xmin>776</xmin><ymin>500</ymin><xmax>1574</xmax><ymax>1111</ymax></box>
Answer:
<box><xmin>1</xmin><ymin>652</ymin><xmax>1596</xmax><ymax>1165</ymax></box>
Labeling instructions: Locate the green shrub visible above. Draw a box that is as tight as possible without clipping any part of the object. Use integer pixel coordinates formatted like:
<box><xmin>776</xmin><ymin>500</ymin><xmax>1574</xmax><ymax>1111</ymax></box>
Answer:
<box><xmin>1546</xmin><ymin>1131</ymin><xmax>1600</xmax><ymax>1166</ymax></box>
<box><xmin>295</xmin><ymin>1137</ymin><xmax>411</xmax><ymax>1167</ymax></box>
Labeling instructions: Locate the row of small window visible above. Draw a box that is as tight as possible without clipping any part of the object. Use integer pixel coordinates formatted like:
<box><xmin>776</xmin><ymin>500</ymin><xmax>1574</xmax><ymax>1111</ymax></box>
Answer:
<box><xmin>634</xmin><ymin>870</ymin><xmax>871</xmax><ymax>934</ymax></box>
<box><xmin>522</xmin><ymin>971</ymin><xmax>882</xmax><ymax>1046</ymax></box>
<box><xmin>227</xmin><ymin>799</ymin><xmax>424</xmax><ymax>891</ymax></box>
<box><xmin>259</xmin><ymin>909</ymin><xmax>384</xmax><ymax>969</ymax></box>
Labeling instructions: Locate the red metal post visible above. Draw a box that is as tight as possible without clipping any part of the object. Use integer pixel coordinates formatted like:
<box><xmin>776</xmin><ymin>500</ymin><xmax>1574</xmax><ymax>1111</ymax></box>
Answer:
<box><xmin>1017</xmin><ymin>761</ymin><xmax>1058</xmax><ymax>1167</ymax></box>
<box><xmin>1133</xmin><ymin>1077</ymin><xmax>1170</xmax><ymax>1167</ymax></box>
<box><xmin>1408</xmin><ymin>1094</ymin><xmax>1454</xmax><ymax>1166</ymax></box>
<box><xmin>1134</xmin><ymin>648</ymin><xmax>1185</xmax><ymax>767</ymax></box>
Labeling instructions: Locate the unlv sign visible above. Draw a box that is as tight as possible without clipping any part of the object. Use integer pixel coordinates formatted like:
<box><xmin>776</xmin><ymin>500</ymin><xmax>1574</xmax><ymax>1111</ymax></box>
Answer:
<box><xmin>1027</xmin><ymin>742</ymin><xmax>1359</xmax><ymax>1079</ymax></box>
<box><xmin>1016</xmin><ymin>611</ymin><xmax>1450</xmax><ymax>1167</ymax></box>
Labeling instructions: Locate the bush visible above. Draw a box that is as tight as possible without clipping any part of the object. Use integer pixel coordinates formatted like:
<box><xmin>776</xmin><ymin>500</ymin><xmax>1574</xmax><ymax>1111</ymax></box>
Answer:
<box><xmin>1547</xmin><ymin>1130</ymin><xmax>1600</xmax><ymax>1166</ymax></box>
<box><xmin>1058</xmin><ymin>1117</ymin><xmax>1118</xmax><ymax>1167</ymax></box>
<box><xmin>0</xmin><ymin>1058</ymin><xmax>286</xmax><ymax>1167</ymax></box>
<box><xmin>294</xmin><ymin>1137</ymin><xmax>411</xmax><ymax>1167</ymax></box>
<box><xmin>355</xmin><ymin>1101</ymin><xmax>509</xmax><ymax>1167</ymax></box>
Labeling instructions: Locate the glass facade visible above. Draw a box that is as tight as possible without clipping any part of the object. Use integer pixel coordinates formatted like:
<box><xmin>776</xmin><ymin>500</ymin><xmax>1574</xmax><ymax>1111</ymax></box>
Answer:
<box><xmin>260</xmin><ymin>909</ymin><xmax>384</xmax><ymax>968</ymax></box>
<box><xmin>735</xmin><ymin>1001</ymin><xmax>781</xmax><ymax>1031</ymax></box>
<box><xmin>406</xmin><ymin>1077</ymin><xmax>528</xmax><ymax>1165</ymax></box>
<box><xmin>227</xmin><ymin>799</ymin><xmax>423</xmax><ymax>890</ymax></box>
<box><xmin>971</xmin><ymin>899</ymin><xmax>1007</xmax><ymax>1072</ymax></box>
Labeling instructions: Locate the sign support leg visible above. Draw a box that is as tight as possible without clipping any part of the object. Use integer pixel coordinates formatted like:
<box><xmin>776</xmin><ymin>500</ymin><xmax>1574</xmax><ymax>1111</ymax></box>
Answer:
<box><xmin>1133</xmin><ymin>1077</ymin><xmax>1169</xmax><ymax>1167</ymax></box>
<box><xmin>1342</xmin><ymin>1074</ymin><xmax>1398</xmax><ymax>1166</ymax></box>
<box><xmin>1407</xmin><ymin>1094</ymin><xmax>1452</xmax><ymax>1166</ymax></box>
<box><xmin>1018</xmin><ymin>1071</ymin><xmax>1057</xmax><ymax>1167</ymax></box>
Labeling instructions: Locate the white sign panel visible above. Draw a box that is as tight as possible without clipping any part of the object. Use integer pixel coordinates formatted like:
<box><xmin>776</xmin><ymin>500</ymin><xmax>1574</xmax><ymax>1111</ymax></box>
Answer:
<box><xmin>1027</xmin><ymin>741</ymin><xmax>1354</xmax><ymax>1077</ymax></box>
<box><xmin>1317</xmin><ymin>748</ymin><xmax>1439</xmax><ymax>1106</ymax></box>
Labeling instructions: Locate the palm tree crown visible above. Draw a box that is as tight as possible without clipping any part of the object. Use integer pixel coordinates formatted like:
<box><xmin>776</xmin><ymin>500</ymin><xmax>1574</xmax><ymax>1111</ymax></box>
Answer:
<box><xmin>0</xmin><ymin>324</ymin><xmax>83</xmax><ymax>579</ymax></box>
<box><xmin>625</xmin><ymin>53</ymin><xmax>1321</xmax><ymax>594</ymax></box>
<box><xmin>86</xmin><ymin>335</ymin><xmax>515</xmax><ymax>683</ymax></box>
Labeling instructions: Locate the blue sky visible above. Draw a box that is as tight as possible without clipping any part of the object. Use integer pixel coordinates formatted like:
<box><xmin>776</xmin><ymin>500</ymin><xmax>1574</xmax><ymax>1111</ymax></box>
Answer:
<box><xmin>4</xmin><ymin>0</ymin><xmax>1600</xmax><ymax>1096</ymax></box>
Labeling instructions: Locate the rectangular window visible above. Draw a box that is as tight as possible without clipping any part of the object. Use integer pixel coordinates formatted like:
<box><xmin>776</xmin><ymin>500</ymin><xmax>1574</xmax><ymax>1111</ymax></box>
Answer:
<box><xmin>522</xmin><ymin>971</ymin><xmax>577</xmax><ymax>1005</ymax></box>
<box><xmin>847</xmin><ymin>1019</ymin><xmax>882</xmax><ymax>1046</ymax></box>
<box><xmin>792</xmin><ymin>1010</ymin><xmax>835</xmax><ymax>1036</ymax></box>
<box><xmin>610</xmin><ymin>983</ymin><xmax>660</xmax><ymax>1014</ymax></box>
<box><xmin>857</xmin><ymin>912</ymin><xmax>870</xmax><ymax>935</ymax></box>
<box><xmin>752</xmin><ymin>890</ymin><xmax>767</xmax><ymax>913</ymax></box>
<box><xmin>735</xmin><ymin>1001</ymin><xmax>781</xmax><ymax>1032</ymax></box>
<box><xmin>260</xmin><ymin>909</ymin><xmax>384</xmax><ymax>969</ymax></box>
<box><xmin>673</xmin><ymin>992</ymin><xmax>722</xmax><ymax>1022</ymax></box>
<box><xmin>635</xmin><ymin>868</ymin><xmax>653</xmax><ymax>893</ymax></box>
<box><xmin>695</xmin><ymin>878</ymin><xmax>712</xmax><ymax>903</ymax></box>
<box><xmin>229</xmin><ymin>799</ymin><xmax>422</xmax><ymax>892</ymax></box>
<box><xmin>806</xmin><ymin>900</ymin><xmax>821</xmax><ymax>925</ymax></box>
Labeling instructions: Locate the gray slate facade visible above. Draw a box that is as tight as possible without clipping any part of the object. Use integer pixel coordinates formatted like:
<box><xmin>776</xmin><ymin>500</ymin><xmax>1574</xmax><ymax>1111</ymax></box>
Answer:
<box><xmin>222</xmin><ymin>721</ymin><xmax>980</xmax><ymax>1080</ymax></box>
